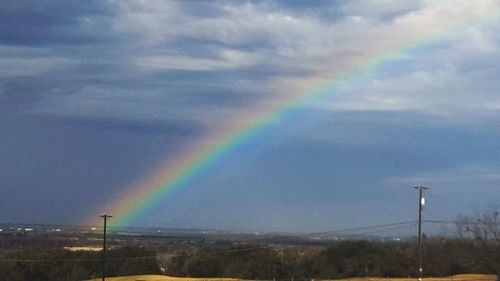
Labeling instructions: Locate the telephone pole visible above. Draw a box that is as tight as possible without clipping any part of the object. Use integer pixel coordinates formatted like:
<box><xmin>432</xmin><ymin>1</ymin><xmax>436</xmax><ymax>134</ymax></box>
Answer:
<box><xmin>100</xmin><ymin>213</ymin><xmax>112</xmax><ymax>281</ymax></box>
<box><xmin>414</xmin><ymin>186</ymin><xmax>428</xmax><ymax>280</ymax></box>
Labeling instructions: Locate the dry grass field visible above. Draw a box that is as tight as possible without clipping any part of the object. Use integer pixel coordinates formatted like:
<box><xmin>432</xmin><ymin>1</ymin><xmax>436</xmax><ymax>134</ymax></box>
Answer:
<box><xmin>337</xmin><ymin>274</ymin><xmax>497</xmax><ymax>280</ymax></box>
<box><xmin>87</xmin><ymin>277</ymin><xmax>240</xmax><ymax>281</ymax></box>
<box><xmin>88</xmin><ymin>274</ymin><xmax>497</xmax><ymax>281</ymax></box>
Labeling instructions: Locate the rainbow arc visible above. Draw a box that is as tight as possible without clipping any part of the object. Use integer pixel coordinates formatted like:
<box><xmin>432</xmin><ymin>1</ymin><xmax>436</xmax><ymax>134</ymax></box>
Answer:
<box><xmin>86</xmin><ymin>5</ymin><xmax>500</xmax><ymax>228</ymax></box>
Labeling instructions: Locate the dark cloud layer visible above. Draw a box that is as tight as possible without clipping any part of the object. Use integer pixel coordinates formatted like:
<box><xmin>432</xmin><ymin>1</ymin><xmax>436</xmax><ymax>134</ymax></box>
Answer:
<box><xmin>1</xmin><ymin>0</ymin><xmax>500</xmax><ymax>232</ymax></box>
<box><xmin>0</xmin><ymin>0</ymin><xmax>116</xmax><ymax>46</ymax></box>
<box><xmin>48</xmin><ymin>116</ymin><xmax>205</xmax><ymax>136</ymax></box>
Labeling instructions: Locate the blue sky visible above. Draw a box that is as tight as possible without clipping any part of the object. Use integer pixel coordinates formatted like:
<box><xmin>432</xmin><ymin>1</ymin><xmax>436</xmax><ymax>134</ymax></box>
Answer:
<box><xmin>1</xmin><ymin>0</ymin><xmax>500</xmax><ymax>233</ymax></box>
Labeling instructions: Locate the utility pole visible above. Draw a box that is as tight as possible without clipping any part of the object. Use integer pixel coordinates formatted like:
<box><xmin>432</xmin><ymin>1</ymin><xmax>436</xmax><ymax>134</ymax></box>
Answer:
<box><xmin>100</xmin><ymin>213</ymin><xmax>112</xmax><ymax>281</ymax></box>
<box><xmin>414</xmin><ymin>186</ymin><xmax>428</xmax><ymax>280</ymax></box>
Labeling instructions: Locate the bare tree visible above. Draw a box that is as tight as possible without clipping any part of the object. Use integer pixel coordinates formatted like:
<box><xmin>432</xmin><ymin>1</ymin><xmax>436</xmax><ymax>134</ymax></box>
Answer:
<box><xmin>456</xmin><ymin>208</ymin><xmax>500</xmax><ymax>274</ymax></box>
<box><xmin>457</xmin><ymin>210</ymin><xmax>500</xmax><ymax>246</ymax></box>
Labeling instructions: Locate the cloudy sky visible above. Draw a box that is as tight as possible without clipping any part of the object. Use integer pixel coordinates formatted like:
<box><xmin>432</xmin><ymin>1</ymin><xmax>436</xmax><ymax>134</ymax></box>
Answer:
<box><xmin>1</xmin><ymin>0</ymin><xmax>500</xmax><ymax>233</ymax></box>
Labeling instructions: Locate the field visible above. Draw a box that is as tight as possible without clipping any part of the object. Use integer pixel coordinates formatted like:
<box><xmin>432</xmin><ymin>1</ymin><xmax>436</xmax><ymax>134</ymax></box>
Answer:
<box><xmin>88</xmin><ymin>277</ymin><xmax>240</xmax><ymax>281</ymax></box>
<box><xmin>88</xmin><ymin>274</ymin><xmax>497</xmax><ymax>281</ymax></box>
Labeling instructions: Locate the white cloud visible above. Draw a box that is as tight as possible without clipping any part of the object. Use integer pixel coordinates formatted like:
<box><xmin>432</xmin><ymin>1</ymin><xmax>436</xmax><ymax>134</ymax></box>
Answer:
<box><xmin>19</xmin><ymin>0</ymin><xmax>500</xmax><ymax>125</ymax></box>
<box><xmin>0</xmin><ymin>46</ymin><xmax>74</xmax><ymax>77</ymax></box>
<box><xmin>134</xmin><ymin>49</ymin><xmax>262</xmax><ymax>71</ymax></box>
<box><xmin>112</xmin><ymin>1</ymin><xmax>323</xmax><ymax>45</ymax></box>
<box><xmin>340</xmin><ymin>0</ymin><xmax>424</xmax><ymax>19</ymax></box>
<box><xmin>110</xmin><ymin>0</ymin><xmax>383</xmax><ymax>73</ymax></box>
<box><xmin>110</xmin><ymin>0</ymin><xmax>500</xmax><ymax>79</ymax></box>
<box><xmin>0</xmin><ymin>57</ymin><xmax>74</xmax><ymax>77</ymax></box>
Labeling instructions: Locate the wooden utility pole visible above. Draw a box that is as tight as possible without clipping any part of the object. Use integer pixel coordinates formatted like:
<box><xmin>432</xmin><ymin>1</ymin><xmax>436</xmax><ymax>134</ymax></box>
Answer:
<box><xmin>414</xmin><ymin>186</ymin><xmax>428</xmax><ymax>280</ymax></box>
<box><xmin>100</xmin><ymin>213</ymin><xmax>112</xmax><ymax>281</ymax></box>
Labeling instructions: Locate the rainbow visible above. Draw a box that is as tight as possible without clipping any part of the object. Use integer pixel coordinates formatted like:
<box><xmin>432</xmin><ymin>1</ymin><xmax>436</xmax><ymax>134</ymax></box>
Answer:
<box><xmin>88</xmin><ymin>4</ymin><xmax>500</xmax><ymax>228</ymax></box>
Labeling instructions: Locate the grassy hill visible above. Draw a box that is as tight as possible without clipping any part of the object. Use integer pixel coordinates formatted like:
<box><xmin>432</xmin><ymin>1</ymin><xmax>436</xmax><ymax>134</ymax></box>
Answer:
<box><xmin>88</xmin><ymin>274</ymin><xmax>497</xmax><ymax>281</ymax></box>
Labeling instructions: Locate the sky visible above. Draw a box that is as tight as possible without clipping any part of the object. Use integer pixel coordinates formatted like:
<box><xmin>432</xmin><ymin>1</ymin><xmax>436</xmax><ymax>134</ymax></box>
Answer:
<box><xmin>1</xmin><ymin>0</ymin><xmax>500</xmax><ymax>233</ymax></box>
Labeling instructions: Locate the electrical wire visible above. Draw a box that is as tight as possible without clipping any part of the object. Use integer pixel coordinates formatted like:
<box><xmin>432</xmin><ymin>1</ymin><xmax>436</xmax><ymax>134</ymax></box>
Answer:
<box><xmin>1</xmin><ymin>219</ymin><xmax>496</xmax><ymax>263</ymax></box>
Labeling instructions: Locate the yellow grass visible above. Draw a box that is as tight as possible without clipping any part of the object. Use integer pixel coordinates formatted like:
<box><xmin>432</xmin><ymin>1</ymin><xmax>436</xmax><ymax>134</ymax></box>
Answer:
<box><xmin>336</xmin><ymin>274</ymin><xmax>497</xmax><ymax>280</ymax></box>
<box><xmin>87</xmin><ymin>274</ymin><xmax>497</xmax><ymax>281</ymax></box>
<box><xmin>64</xmin><ymin>246</ymin><xmax>102</xmax><ymax>252</ymax></box>
<box><xmin>87</xmin><ymin>277</ymin><xmax>240</xmax><ymax>281</ymax></box>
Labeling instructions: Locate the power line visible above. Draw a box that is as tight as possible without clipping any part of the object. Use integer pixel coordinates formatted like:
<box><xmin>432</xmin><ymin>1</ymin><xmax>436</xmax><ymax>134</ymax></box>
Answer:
<box><xmin>425</xmin><ymin>219</ymin><xmax>500</xmax><ymax>226</ymax></box>
<box><xmin>307</xmin><ymin>219</ymin><xmax>500</xmax><ymax>236</ymax></box>
<box><xmin>1</xmin><ymin>219</ymin><xmax>496</xmax><ymax>264</ymax></box>
<box><xmin>349</xmin><ymin>223</ymin><xmax>418</xmax><ymax>235</ymax></box>
<box><xmin>308</xmin><ymin>221</ymin><xmax>418</xmax><ymax>236</ymax></box>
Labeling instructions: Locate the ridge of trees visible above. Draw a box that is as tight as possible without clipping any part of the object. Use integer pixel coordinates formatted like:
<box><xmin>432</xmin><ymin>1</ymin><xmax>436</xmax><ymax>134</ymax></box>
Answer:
<box><xmin>165</xmin><ymin>239</ymin><xmax>500</xmax><ymax>279</ymax></box>
<box><xmin>0</xmin><ymin>246</ymin><xmax>159</xmax><ymax>281</ymax></box>
<box><xmin>1</xmin><ymin>210</ymin><xmax>499</xmax><ymax>281</ymax></box>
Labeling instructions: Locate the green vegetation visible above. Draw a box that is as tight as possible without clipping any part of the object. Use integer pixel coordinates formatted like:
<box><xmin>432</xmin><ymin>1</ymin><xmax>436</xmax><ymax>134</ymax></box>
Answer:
<box><xmin>0</xmin><ymin>246</ymin><xmax>159</xmax><ymax>281</ymax></box>
<box><xmin>0</xmin><ymin>238</ymin><xmax>499</xmax><ymax>280</ymax></box>
<box><xmin>164</xmin><ymin>240</ymin><xmax>500</xmax><ymax>279</ymax></box>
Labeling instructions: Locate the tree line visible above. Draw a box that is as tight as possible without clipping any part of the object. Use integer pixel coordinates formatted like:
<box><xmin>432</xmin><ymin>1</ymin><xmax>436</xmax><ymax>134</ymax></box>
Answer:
<box><xmin>166</xmin><ymin>206</ymin><xmax>500</xmax><ymax>279</ymax></box>
<box><xmin>0</xmin><ymin>246</ymin><xmax>159</xmax><ymax>281</ymax></box>
<box><xmin>1</xmin><ymin>210</ymin><xmax>499</xmax><ymax>281</ymax></box>
<box><xmin>0</xmin><ymin>238</ymin><xmax>499</xmax><ymax>281</ymax></box>
<box><xmin>164</xmin><ymin>239</ymin><xmax>500</xmax><ymax>280</ymax></box>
